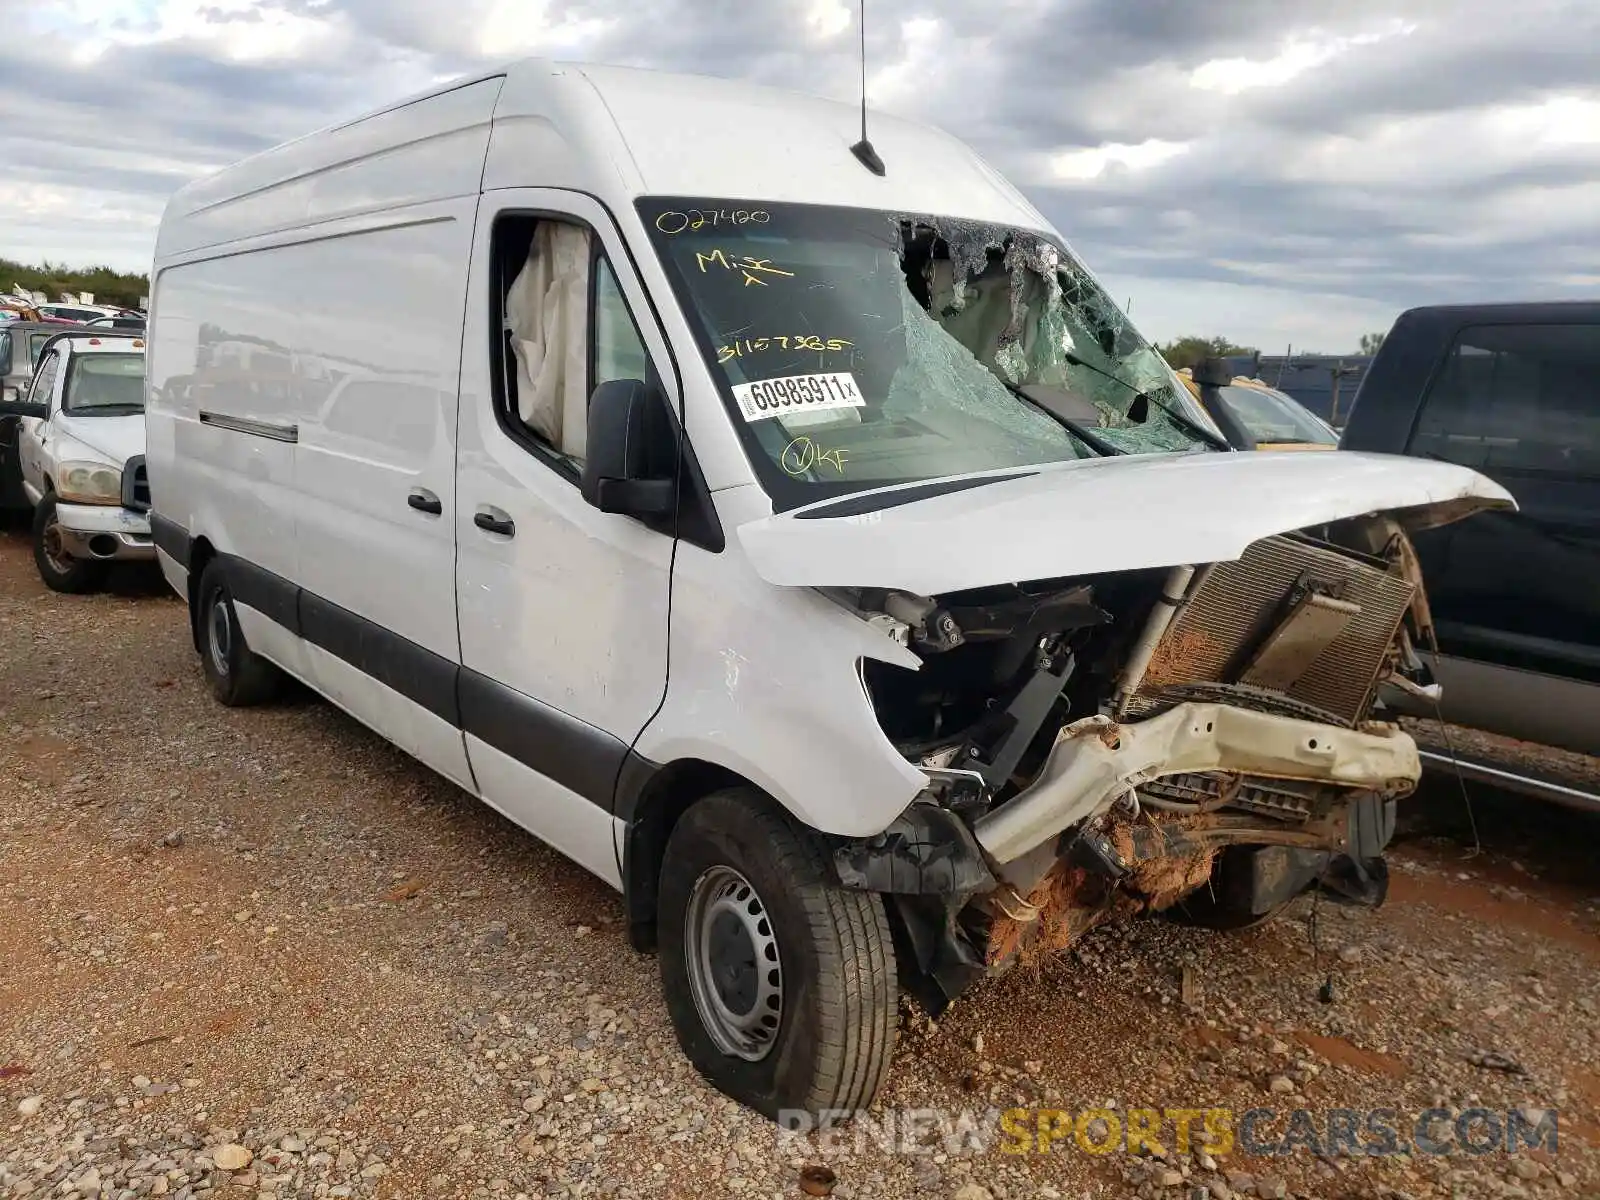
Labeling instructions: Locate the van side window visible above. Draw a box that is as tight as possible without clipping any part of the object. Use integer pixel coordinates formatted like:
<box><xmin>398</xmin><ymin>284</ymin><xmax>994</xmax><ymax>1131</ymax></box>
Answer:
<box><xmin>593</xmin><ymin>257</ymin><xmax>649</xmax><ymax>387</ymax></box>
<box><xmin>1411</xmin><ymin>324</ymin><xmax>1600</xmax><ymax>477</ymax></box>
<box><xmin>491</xmin><ymin>215</ymin><xmax>651</xmax><ymax>476</ymax></box>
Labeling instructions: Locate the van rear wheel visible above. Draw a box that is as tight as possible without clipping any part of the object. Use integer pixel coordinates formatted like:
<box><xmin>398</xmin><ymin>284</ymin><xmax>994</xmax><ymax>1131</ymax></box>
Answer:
<box><xmin>197</xmin><ymin>560</ymin><xmax>283</xmax><ymax>706</ymax></box>
<box><xmin>657</xmin><ymin>789</ymin><xmax>898</xmax><ymax>1121</ymax></box>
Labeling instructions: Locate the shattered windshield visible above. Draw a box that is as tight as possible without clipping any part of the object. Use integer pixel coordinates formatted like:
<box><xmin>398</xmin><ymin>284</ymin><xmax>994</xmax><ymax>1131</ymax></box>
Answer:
<box><xmin>639</xmin><ymin>199</ymin><xmax>1215</xmax><ymax>508</ymax></box>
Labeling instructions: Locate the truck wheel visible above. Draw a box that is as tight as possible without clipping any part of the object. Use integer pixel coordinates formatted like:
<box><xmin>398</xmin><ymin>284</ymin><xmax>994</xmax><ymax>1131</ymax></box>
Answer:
<box><xmin>33</xmin><ymin>493</ymin><xmax>108</xmax><ymax>594</ymax></box>
<box><xmin>197</xmin><ymin>559</ymin><xmax>283</xmax><ymax>706</ymax></box>
<box><xmin>657</xmin><ymin>788</ymin><xmax>898</xmax><ymax>1122</ymax></box>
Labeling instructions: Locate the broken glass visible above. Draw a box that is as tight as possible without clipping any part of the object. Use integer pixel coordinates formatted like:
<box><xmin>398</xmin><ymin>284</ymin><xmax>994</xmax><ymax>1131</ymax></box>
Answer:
<box><xmin>639</xmin><ymin>198</ymin><xmax>1216</xmax><ymax>508</ymax></box>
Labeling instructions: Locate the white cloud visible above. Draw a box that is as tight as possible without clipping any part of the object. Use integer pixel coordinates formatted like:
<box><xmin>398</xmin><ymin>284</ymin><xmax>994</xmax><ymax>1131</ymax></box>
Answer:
<box><xmin>865</xmin><ymin>16</ymin><xmax>944</xmax><ymax>109</ymax></box>
<box><xmin>806</xmin><ymin>0</ymin><xmax>853</xmax><ymax>41</ymax></box>
<box><xmin>70</xmin><ymin>0</ymin><xmax>347</xmax><ymax>65</ymax></box>
<box><xmin>1276</xmin><ymin>90</ymin><xmax>1600</xmax><ymax>189</ymax></box>
<box><xmin>1106</xmin><ymin>273</ymin><xmax>1401</xmax><ymax>352</ymax></box>
<box><xmin>1189</xmin><ymin>19</ymin><xmax>1418</xmax><ymax>95</ymax></box>
<box><xmin>477</xmin><ymin>0</ymin><xmax>616</xmax><ymax>58</ymax></box>
<box><xmin>1489</xmin><ymin>94</ymin><xmax>1600</xmax><ymax>146</ymax></box>
<box><xmin>1049</xmin><ymin>139</ymin><xmax>1190</xmax><ymax>181</ymax></box>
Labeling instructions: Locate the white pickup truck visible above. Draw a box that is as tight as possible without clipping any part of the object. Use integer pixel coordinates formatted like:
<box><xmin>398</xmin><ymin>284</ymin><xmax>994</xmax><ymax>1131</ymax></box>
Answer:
<box><xmin>0</xmin><ymin>329</ymin><xmax>152</xmax><ymax>592</ymax></box>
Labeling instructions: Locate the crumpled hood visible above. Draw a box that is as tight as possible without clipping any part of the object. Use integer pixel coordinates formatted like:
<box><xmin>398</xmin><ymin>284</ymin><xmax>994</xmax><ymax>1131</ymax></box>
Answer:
<box><xmin>54</xmin><ymin>413</ymin><xmax>145</xmax><ymax>467</ymax></box>
<box><xmin>737</xmin><ymin>449</ymin><xmax>1515</xmax><ymax>596</ymax></box>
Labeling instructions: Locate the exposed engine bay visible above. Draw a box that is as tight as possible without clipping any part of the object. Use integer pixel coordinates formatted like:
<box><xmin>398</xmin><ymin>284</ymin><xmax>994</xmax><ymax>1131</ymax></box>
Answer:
<box><xmin>833</xmin><ymin>515</ymin><xmax>1435</xmax><ymax>1009</ymax></box>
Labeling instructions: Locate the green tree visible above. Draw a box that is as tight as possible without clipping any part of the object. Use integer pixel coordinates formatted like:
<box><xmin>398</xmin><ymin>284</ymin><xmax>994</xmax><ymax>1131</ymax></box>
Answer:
<box><xmin>1158</xmin><ymin>336</ymin><xmax>1258</xmax><ymax>370</ymax></box>
<box><xmin>1</xmin><ymin>256</ymin><xmax>150</xmax><ymax>309</ymax></box>
<box><xmin>1358</xmin><ymin>330</ymin><xmax>1387</xmax><ymax>355</ymax></box>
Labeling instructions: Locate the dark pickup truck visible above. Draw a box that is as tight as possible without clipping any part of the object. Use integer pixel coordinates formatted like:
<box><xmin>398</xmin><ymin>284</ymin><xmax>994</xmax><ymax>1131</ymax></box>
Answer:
<box><xmin>1341</xmin><ymin>302</ymin><xmax>1600</xmax><ymax>809</ymax></box>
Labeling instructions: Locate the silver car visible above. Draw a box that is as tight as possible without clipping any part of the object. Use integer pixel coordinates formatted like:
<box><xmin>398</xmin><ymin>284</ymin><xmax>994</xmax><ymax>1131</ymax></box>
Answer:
<box><xmin>0</xmin><ymin>322</ymin><xmax>62</xmax><ymax>511</ymax></box>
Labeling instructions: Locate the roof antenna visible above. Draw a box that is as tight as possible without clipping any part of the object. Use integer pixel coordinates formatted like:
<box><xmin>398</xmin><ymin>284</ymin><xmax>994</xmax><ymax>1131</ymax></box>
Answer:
<box><xmin>849</xmin><ymin>0</ymin><xmax>886</xmax><ymax>176</ymax></box>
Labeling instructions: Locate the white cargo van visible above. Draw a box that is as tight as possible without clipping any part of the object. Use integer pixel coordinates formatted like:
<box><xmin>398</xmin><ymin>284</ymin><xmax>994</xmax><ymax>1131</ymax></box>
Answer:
<box><xmin>146</xmin><ymin>60</ymin><xmax>1511</xmax><ymax>1120</ymax></box>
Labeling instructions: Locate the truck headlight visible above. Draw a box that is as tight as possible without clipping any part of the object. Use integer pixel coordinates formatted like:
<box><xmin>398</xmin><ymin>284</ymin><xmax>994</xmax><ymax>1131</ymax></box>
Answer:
<box><xmin>55</xmin><ymin>461</ymin><xmax>124</xmax><ymax>505</ymax></box>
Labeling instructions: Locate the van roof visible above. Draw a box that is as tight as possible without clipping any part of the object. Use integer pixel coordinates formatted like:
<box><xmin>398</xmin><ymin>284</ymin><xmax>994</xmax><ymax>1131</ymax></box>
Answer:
<box><xmin>156</xmin><ymin>59</ymin><xmax>1054</xmax><ymax>263</ymax></box>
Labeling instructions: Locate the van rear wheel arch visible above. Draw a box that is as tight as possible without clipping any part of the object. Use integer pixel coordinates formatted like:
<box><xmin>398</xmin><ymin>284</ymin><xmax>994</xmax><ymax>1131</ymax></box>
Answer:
<box><xmin>185</xmin><ymin>537</ymin><xmax>217</xmax><ymax>653</ymax></box>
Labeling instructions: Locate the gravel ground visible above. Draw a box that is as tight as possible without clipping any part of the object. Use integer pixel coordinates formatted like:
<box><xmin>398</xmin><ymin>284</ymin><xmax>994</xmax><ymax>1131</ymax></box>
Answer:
<box><xmin>3</xmin><ymin>520</ymin><xmax>1600</xmax><ymax>1200</ymax></box>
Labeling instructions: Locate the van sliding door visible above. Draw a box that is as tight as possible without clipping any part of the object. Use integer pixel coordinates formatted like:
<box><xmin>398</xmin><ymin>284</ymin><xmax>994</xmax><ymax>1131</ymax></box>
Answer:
<box><xmin>288</xmin><ymin>210</ymin><xmax>479</xmax><ymax>788</ymax></box>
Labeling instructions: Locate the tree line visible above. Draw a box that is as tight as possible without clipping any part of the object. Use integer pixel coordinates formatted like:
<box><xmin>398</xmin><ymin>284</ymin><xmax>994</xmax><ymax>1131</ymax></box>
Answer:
<box><xmin>1158</xmin><ymin>332</ymin><xmax>1387</xmax><ymax>369</ymax></box>
<box><xmin>2</xmin><ymin>257</ymin><xmax>150</xmax><ymax>309</ymax></box>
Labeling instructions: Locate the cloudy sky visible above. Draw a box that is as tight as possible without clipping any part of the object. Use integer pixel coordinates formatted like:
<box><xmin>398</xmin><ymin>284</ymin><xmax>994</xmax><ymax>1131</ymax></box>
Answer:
<box><xmin>5</xmin><ymin>0</ymin><xmax>1597</xmax><ymax>349</ymax></box>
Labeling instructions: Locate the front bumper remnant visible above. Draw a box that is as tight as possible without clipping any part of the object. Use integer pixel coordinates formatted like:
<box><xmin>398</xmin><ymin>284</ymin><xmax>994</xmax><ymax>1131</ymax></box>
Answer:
<box><xmin>972</xmin><ymin>702</ymin><xmax>1421</xmax><ymax>866</ymax></box>
<box><xmin>54</xmin><ymin>503</ymin><xmax>155</xmax><ymax>562</ymax></box>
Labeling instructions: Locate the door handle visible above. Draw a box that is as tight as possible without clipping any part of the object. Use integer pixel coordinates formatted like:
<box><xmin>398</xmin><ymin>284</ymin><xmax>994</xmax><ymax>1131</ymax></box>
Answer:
<box><xmin>407</xmin><ymin>488</ymin><xmax>443</xmax><ymax>515</ymax></box>
<box><xmin>474</xmin><ymin>506</ymin><xmax>515</xmax><ymax>537</ymax></box>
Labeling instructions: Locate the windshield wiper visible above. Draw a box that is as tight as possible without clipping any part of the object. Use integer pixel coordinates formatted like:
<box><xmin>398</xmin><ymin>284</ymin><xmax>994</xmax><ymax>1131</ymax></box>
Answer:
<box><xmin>994</xmin><ymin>377</ymin><xmax>1124</xmax><ymax>458</ymax></box>
<box><xmin>1064</xmin><ymin>351</ymin><xmax>1232</xmax><ymax>452</ymax></box>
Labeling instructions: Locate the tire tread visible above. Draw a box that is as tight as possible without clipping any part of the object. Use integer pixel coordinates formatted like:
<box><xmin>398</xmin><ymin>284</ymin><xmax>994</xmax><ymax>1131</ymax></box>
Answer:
<box><xmin>665</xmin><ymin>790</ymin><xmax>898</xmax><ymax>1117</ymax></box>
<box><xmin>197</xmin><ymin>561</ymin><xmax>283</xmax><ymax>707</ymax></box>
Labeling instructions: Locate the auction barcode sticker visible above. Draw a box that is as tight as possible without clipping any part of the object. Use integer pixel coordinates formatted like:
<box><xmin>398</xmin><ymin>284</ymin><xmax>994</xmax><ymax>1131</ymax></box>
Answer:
<box><xmin>731</xmin><ymin>372</ymin><xmax>865</xmax><ymax>423</ymax></box>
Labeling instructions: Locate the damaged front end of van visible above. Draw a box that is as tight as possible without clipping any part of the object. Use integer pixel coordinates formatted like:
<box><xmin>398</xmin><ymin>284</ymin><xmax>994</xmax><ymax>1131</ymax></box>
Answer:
<box><xmin>643</xmin><ymin>197</ymin><xmax>1514</xmax><ymax>1012</ymax></box>
<box><xmin>742</xmin><ymin>464</ymin><xmax>1511</xmax><ymax>1011</ymax></box>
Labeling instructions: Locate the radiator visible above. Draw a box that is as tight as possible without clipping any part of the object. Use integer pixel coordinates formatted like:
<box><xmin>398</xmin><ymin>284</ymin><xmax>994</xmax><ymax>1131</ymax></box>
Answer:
<box><xmin>1127</xmin><ymin>534</ymin><xmax>1415</xmax><ymax>728</ymax></box>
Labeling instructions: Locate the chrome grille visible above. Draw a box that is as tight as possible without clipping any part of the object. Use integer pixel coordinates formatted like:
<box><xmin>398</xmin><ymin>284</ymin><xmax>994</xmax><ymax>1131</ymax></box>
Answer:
<box><xmin>1128</xmin><ymin>534</ymin><xmax>1414</xmax><ymax>727</ymax></box>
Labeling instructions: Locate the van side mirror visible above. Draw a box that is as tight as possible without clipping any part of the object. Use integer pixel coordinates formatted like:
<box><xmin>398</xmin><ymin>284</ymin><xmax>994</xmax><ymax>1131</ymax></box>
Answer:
<box><xmin>581</xmin><ymin>379</ymin><xmax>676</xmax><ymax>518</ymax></box>
<box><xmin>1192</xmin><ymin>357</ymin><xmax>1234</xmax><ymax>388</ymax></box>
<box><xmin>0</xmin><ymin>396</ymin><xmax>47</xmax><ymax>419</ymax></box>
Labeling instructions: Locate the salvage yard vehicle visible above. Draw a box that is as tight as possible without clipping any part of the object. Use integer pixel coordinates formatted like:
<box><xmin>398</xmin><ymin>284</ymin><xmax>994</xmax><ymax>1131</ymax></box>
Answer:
<box><xmin>0</xmin><ymin>329</ymin><xmax>153</xmax><ymax>591</ymax></box>
<box><xmin>1342</xmin><ymin>302</ymin><xmax>1600</xmax><ymax>808</ymax></box>
<box><xmin>36</xmin><ymin>302</ymin><xmax>126</xmax><ymax>324</ymax></box>
<box><xmin>1</xmin><ymin>321</ymin><xmax>61</xmax><ymax>399</ymax></box>
<box><xmin>1180</xmin><ymin>359</ymin><xmax>1339</xmax><ymax>451</ymax></box>
<box><xmin>1</xmin><ymin>321</ymin><xmax>68</xmax><ymax>511</ymax></box>
<box><xmin>145</xmin><ymin>59</ymin><xmax>1511</xmax><ymax>1121</ymax></box>
<box><xmin>2</xmin><ymin>301</ymin><xmax>44</xmax><ymax>323</ymax></box>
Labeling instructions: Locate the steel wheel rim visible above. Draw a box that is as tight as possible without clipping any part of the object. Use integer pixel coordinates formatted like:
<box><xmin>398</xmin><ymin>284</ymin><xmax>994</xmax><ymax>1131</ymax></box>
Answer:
<box><xmin>683</xmin><ymin>865</ymin><xmax>783</xmax><ymax>1061</ymax></box>
<box><xmin>208</xmin><ymin>592</ymin><xmax>232</xmax><ymax>677</ymax></box>
<box><xmin>40</xmin><ymin>517</ymin><xmax>74</xmax><ymax>574</ymax></box>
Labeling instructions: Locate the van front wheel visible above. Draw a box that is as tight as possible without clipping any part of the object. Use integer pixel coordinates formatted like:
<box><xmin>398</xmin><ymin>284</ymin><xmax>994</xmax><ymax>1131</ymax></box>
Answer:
<box><xmin>657</xmin><ymin>789</ymin><xmax>898</xmax><ymax>1121</ymax></box>
<box><xmin>197</xmin><ymin>560</ymin><xmax>283</xmax><ymax>706</ymax></box>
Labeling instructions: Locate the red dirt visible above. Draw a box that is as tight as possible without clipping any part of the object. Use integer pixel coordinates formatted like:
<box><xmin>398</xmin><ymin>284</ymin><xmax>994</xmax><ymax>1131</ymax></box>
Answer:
<box><xmin>1141</xmin><ymin>627</ymin><xmax>1222</xmax><ymax>689</ymax></box>
<box><xmin>1386</xmin><ymin>866</ymin><xmax>1600</xmax><ymax>959</ymax></box>
<box><xmin>1294</xmin><ymin>1033</ymin><xmax>1408</xmax><ymax>1079</ymax></box>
